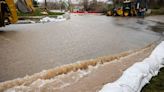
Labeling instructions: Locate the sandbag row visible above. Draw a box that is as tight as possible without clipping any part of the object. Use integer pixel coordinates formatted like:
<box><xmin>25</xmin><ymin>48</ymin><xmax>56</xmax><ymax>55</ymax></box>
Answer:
<box><xmin>99</xmin><ymin>41</ymin><xmax>164</xmax><ymax>92</ymax></box>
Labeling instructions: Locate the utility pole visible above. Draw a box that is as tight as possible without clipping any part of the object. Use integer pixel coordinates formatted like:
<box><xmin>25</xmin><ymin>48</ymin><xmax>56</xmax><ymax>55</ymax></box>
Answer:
<box><xmin>60</xmin><ymin>0</ymin><xmax>62</xmax><ymax>11</ymax></box>
<box><xmin>83</xmin><ymin>0</ymin><xmax>89</xmax><ymax>11</ymax></box>
<box><xmin>68</xmin><ymin>0</ymin><xmax>72</xmax><ymax>11</ymax></box>
<box><xmin>45</xmin><ymin>0</ymin><xmax>47</xmax><ymax>10</ymax></box>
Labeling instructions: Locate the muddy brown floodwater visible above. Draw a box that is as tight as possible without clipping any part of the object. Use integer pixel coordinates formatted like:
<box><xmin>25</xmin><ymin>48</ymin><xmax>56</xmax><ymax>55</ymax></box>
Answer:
<box><xmin>0</xmin><ymin>14</ymin><xmax>162</xmax><ymax>82</ymax></box>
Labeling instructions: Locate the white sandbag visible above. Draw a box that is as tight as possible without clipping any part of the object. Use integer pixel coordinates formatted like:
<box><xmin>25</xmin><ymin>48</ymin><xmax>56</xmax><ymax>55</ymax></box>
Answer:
<box><xmin>131</xmin><ymin>62</ymin><xmax>153</xmax><ymax>91</ymax></box>
<box><xmin>137</xmin><ymin>74</ymin><xmax>153</xmax><ymax>92</ymax></box>
<box><xmin>150</xmin><ymin>41</ymin><xmax>164</xmax><ymax>64</ymax></box>
<box><xmin>132</xmin><ymin>62</ymin><xmax>151</xmax><ymax>75</ymax></box>
<box><xmin>144</xmin><ymin>58</ymin><xmax>161</xmax><ymax>76</ymax></box>
<box><xmin>57</xmin><ymin>15</ymin><xmax>64</xmax><ymax>19</ymax></box>
<box><xmin>116</xmin><ymin>69</ymin><xmax>145</xmax><ymax>92</ymax></box>
<box><xmin>99</xmin><ymin>83</ymin><xmax>123</xmax><ymax>92</ymax></box>
<box><xmin>40</xmin><ymin>17</ymin><xmax>66</xmax><ymax>23</ymax></box>
<box><xmin>40</xmin><ymin>17</ymin><xmax>56</xmax><ymax>23</ymax></box>
<box><xmin>99</xmin><ymin>41</ymin><xmax>164</xmax><ymax>92</ymax></box>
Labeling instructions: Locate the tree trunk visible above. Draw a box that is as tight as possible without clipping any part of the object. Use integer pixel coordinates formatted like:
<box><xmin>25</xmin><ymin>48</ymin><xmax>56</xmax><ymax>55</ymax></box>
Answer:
<box><xmin>45</xmin><ymin>0</ymin><xmax>47</xmax><ymax>9</ymax></box>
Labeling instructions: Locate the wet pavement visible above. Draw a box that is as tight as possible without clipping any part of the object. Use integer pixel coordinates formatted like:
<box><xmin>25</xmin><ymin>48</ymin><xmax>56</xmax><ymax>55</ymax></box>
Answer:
<box><xmin>0</xmin><ymin>14</ymin><xmax>162</xmax><ymax>82</ymax></box>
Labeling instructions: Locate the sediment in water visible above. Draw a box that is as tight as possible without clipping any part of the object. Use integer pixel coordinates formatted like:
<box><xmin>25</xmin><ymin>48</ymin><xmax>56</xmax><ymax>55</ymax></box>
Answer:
<box><xmin>0</xmin><ymin>43</ymin><xmax>155</xmax><ymax>92</ymax></box>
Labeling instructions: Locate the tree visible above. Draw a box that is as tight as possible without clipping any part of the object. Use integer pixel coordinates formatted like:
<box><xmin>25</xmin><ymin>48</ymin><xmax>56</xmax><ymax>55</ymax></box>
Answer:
<box><xmin>68</xmin><ymin>0</ymin><xmax>73</xmax><ymax>11</ymax></box>
<box><xmin>45</xmin><ymin>0</ymin><xmax>47</xmax><ymax>9</ymax></box>
<box><xmin>146</xmin><ymin>0</ymin><xmax>164</xmax><ymax>9</ymax></box>
<box><xmin>89</xmin><ymin>0</ymin><xmax>97</xmax><ymax>11</ymax></box>
<box><xmin>33</xmin><ymin>0</ymin><xmax>38</xmax><ymax>7</ymax></box>
<box><xmin>83</xmin><ymin>0</ymin><xmax>89</xmax><ymax>11</ymax></box>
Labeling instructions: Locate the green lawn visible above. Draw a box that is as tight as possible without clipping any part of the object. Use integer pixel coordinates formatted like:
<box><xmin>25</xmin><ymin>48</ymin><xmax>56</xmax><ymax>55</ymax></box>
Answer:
<box><xmin>141</xmin><ymin>68</ymin><xmax>164</xmax><ymax>92</ymax></box>
<box><xmin>150</xmin><ymin>8</ymin><xmax>164</xmax><ymax>15</ymax></box>
<box><xmin>17</xmin><ymin>8</ymin><xmax>64</xmax><ymax>16</ymax></box>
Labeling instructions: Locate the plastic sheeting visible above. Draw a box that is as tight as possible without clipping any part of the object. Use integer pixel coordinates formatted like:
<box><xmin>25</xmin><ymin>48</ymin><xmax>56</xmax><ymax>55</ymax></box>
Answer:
<box><xmin>99</xmin><ymin>41</ymin><xmax>164</xmax><ymax>92</ymax></box>
<box><xmin>40</xmin><ymin>16</ymin><xmax>66</xmax><ymax>23</ymax></box>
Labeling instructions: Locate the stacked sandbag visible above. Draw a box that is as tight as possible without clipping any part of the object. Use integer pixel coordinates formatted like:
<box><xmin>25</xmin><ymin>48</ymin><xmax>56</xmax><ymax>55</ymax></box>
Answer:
<box><xmin>40</xmin><ymin>16</ymin><xmax>66</xmax><ymax>23</ymax></box>
<box><xmin>100</xmin><ymin>41</ymin><xmax>164</xmax><ymax>92</ymax></box>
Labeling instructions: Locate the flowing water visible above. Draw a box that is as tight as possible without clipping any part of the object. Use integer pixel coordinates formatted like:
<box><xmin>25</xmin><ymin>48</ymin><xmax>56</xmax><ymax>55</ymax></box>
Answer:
<box><xmin>0</xmin><ymin>14</ymin><xmax>163</xmax><ymax>83</ymax></box>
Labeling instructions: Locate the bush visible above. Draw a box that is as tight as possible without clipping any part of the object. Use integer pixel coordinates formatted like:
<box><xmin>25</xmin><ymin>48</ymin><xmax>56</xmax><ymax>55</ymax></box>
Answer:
<box><xmin>17</xmin><ymin>8</ymin><xmax>43</xmax><ymax>16</ymax></box>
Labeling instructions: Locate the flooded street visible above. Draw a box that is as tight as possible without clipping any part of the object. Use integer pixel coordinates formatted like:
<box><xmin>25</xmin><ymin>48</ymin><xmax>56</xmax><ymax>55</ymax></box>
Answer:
<box><xmin>0</xmin><ymin>15</ymin><xmax>162</xmax><ymax>82</ymax></box>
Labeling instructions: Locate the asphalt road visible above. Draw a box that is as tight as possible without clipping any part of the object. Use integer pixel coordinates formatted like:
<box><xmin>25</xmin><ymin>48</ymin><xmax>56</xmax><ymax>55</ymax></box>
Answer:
<box><xmin>0</xmin><ymin>14</ymin><xmax>161</xmax><ymax>82</ymax></box>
